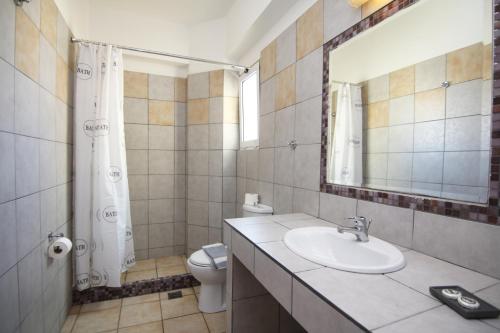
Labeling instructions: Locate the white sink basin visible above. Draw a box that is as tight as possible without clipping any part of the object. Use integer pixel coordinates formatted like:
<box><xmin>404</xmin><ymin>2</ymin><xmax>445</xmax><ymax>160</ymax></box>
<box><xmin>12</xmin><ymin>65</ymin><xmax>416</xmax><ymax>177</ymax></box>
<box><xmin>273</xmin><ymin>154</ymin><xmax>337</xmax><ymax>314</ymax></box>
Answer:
<box><xmin>284</xmin><ymin>227</ymin><xmax>405</xmax><ymax>274</ymax></box>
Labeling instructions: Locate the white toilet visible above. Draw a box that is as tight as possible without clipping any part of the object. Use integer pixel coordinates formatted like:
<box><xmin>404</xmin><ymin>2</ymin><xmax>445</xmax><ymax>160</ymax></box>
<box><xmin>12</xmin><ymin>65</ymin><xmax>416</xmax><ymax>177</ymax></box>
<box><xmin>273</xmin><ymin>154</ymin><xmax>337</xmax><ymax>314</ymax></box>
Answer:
<box><xmin>188</xmin><ymin>203</ymin><xmax>273</xmax><ymax>313</ymax></box>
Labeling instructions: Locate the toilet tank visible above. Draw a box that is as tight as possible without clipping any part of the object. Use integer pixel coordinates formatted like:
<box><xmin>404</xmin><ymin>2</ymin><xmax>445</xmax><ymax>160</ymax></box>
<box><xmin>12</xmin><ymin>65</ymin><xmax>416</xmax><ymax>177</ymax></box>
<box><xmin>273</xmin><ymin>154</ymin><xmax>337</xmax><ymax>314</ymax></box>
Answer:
<box><xmin>242</xmin><ymin>204</ymin><xmax>273</xmax><ymax>217</ymax></box>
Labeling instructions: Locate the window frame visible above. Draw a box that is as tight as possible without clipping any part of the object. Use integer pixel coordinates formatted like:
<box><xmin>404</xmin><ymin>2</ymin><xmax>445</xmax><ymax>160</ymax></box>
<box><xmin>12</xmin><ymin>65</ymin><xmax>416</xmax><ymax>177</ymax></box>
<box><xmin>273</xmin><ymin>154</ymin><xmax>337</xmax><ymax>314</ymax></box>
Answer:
<box><xmin>239</xmin><ymin>64</ymin><xmax>260</xmax><ymax>149</ymax></box>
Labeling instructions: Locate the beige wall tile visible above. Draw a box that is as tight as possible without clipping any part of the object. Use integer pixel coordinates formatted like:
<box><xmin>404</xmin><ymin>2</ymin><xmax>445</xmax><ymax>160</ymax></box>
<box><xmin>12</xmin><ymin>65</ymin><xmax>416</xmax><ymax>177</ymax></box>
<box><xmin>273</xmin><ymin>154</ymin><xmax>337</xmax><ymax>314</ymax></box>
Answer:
<box><xmin>40</xmin><ymin>0</ymin><xmax>57</xmax><ymax>48</ymax></box>
<box><xmin>125</xmin><ymin>71</ymin><xmax>148</xmax><ymax>98</ymax></box>
<box><xmin>209</xmin><ymin>70</ymin><xmax>224</xmax><ymax>97</ymax></box>
<box><xmin>174</xmin><ymin>78</ymin><xmax>187</xmax><ymax>102</ymax></box>
<box><xmin>366</xmin><ymin>100</ymin><xmax>388</xmax><ymax>128</ymax></box>
<box><xmin>361</xmin><ymin>0</ymin><xmax>392</xmax><ymax>18</ymax></box>
<box><xmin>296</xmin><ymin>0</ymin><xmax>323</xmax><ymax>60</ymax></box>
<box><xmin>260</xmin><ymin>40</ymin><xmax>276</xmax><ymax>82</ymax></box>
<box><xmin>223</xmin><ymin>97</ymin><xmax>239</xmax><ymax>124</ymax></box>
<box><xmin>15</xmin><ymin>8</ymin><xmax>40</xmax><ymax>82</ymax></box>
<box><xmin>483</xmin><ymin>43</ymin><xmax>492</xmax><ymax>80</ymax></box>
<box><xmin>187</xmin><ymin>99</ymin><xmax>209</xmax><ymax>125</ymax></box>
<box><xmin>149</xmin><ymin>100</ymin><xmax>174</xmax><ymax>126</ymax></box>
<box><xmin>447</xmin><ymin>43</ymin><xmax>482</xmax><ymax>84</ymax></box>
<box><xmin>275</xmin><ymin>64</ymin><xmax>296</xmax><ymax>110</ymax></box>
<box><xmin>56</xmin><ymin>54</ymin><xmax>69</xmax><ymax>104</ymax></box>
<box><xmin>414</xmin><ymin>88</ymin><xmax>445</xmax><ymax>122</ymax></box>
<box><xmin>390</xmin><ymin>66</ymin><xmax>415</xmax><ymax>98</ymax></box>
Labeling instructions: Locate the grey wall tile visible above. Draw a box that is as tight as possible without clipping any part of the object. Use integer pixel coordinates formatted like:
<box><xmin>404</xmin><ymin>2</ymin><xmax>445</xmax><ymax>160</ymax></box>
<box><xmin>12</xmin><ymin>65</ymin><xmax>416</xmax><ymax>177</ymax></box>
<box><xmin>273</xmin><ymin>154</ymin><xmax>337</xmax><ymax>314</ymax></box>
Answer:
<box><xmin>39</xmin><ymin>35</ymin><xmax>56</xmax><ymax>94</ymax></box>
<box><xmin>209</xmin><ymin>97</ymin><xmax>223</xmax><ymax>123</ymax></box>
<box><xmin>366</xmin><ymin>127</ymin><xmax>388</xmax><ymax>153</ymax></box>
<box><xmin>130</xmin><ymin>200</ymin><xmax>148</xmax><ymax>225</ymax></box>
<box><xmin>414</xmin><ymin>120</ymin><xmax>444</xmax><ymax>152</ymax></box>
<box><xmin>209</xmin><ymin>202</ymin><xmax>222</xmax><ymax>228</ymax></box>
<box><xmin>365</xmin><ymin>153</ymin><xmax>387</xmax><ymax>180</ymax></box>
<box><xmin>296</xmin><ymin>47</ymin><xmax>323</xmax><ymax>103</ymax></box>
<box><xmin>56</xmin><ymin>14</ymin><xmax>70</xmax><ymax>63</ymax></box>
<box><xmin>174</xmin><ymin>126</ymin><xmax>186</xmax><ymax>150</ymax></box>
<box><xmin>246</xmin><ymin>149</ymin><xmax>259</xmax><ymax>180</ymax></box>
<box><xmin>148</xmin><ymin>175</ymin><xmax>174</xmax><ymax>199</ymax></box>
<box><xmin>319</xmin><ymin>192</ymin><xmax>356</xmax><ymax>225</ymax></box>
<box><xmin>174</xmin><ymin>102</ymin><xmax>186</xmax><ymax>126</ymax></box>
<box><xmin>387</xmin><ymin>153</ymin><xmax>412</xmax><ymax>182</ymax></box>
<box><xmin>293</xmin><ymin>188</ymin><xmax>319</xmax><ymax>217</ymax></box>
<box><xmin>209</xmin><ymin>150</ymin><xmax>223</xmax><ymax>176</ymax></box>
<box><xmin>482</xmin><ymin>80</ymin><xmax>492</xmax><ymax>115</ymax></box>
<box><xmin>260</xmin><ymin>77</ymin><xmax>276</xmax><ymax>115</ymax></box>
<box><xmin>258</xmin><ymin>181</ymin><xmax>274</xmax><ymax>206</ymax></box>
<box><xmin>446</xmin><ymin>79</ymin><xmax>482</xmax><ymax>118</ymax></box>
<box><xmin>443</xmin><ymin>151</ymin><xmax>489</xmax><ymax>187</ymax></box>
<box><xmin>149</xmin><ymin>75</ymin><xmax>174</xmax><ymax>101</ymax></box>
<box><xmin>18</xmin><ymin>245</ymin><xmax>42</xmax><ymax>319</ymax></box>
<box><xmin>231</xmin><ymin>230</ymin><xmax>255</xmax><ymax>273</ymax></box>
<box><xmin>39</xmin><ymin>140</ymin><xmax>57</xmax><ymax>190</ymax></box>
<box><xmin>275</xmin><ymin>106</ymin><xmax>295</xmax><ymax>147</ymax></box>
<box><xmin>187</xmin><ymin>150</ymin><xmax>208</xmax><ymax>175</ymax></box>
<box><xmin>39</xmin><ymin>88</ymin><xmax>56</xmax><ymax>141</ymax></box>
<box><xmin>366</xmin><ymin>75</ymin><xmax>389</xmax><ymax>103</ymax></box>
<box><xmin>260</xmin><ymin>112</ymin><xmax>275</xmax><ymax>148</ymax></box>
<box><xmin>128</xmin><ymin>175</ymin><xmax>148</xmax><ymax>200</ymax></box>
<box><xmin>274</xmin><ymin>147</ymin><xmax>294</xmax><ymax>186</ymax></box>
<box><xmin>413</xmin><ymin>211</ymin><xmax>500</xmax><ymax>279</ymax></box>
<box><xmin>0</xmin><ymin>0</ymin><xmax>15</xmax><ymax>64</ymax></box>
<box><xmin>209</xmin><ymin>124</ymin><xmax>223</xmax><ymax>150</ymax></box>
<box><xmin>174</xmin><ymin>222</ymin><xmax>186</xmax><ymax>246</ymax></box>
<box><xmin>209</xmin><ymin>176</ymin><xmax>222</xmax><ymax>202</ymax></box>
<box><xmin>149</xmin><ymin>223</ymin><xmax>174</xmax><ymax>248</ymax></box>
<box><xmin>0</xmin><ymin>132</ymin><xmax>15</xmax><ymax>203</ymax></box>
<box><xmin>209</xmin><ymin>227</ymin><xmax>222</xmax><ymax>243</ymax></box>
<box><xmin>445</xmin><ymin>115</ymin><xmax>482</xmax><ymax>151</ymax></box>
<box><xmin>295</xmin><ymin>95</ymin><xmax>322</xmax><ymax>144</ymax></box>
<box><xmin>223</xmin><ymin>177</ymin><xmax>237</xmax><ymax>203</ymax></box>
<box><xmin>232</xmin><ymin>294</ymin><xmax>279</xmax><ymax>332</ymax></box>
<box><xmin>388</xmin><ymin>124</ymin><xmax>413</xmax><ymax>153</ymax></box>
<box><xmin>223</xmin><ymin>124</ymin><xmax>239</xmax><ymax>150</ymax></box>
<box><xmin>254</xmin><ymin>248</ymin><xmax>292</xmax><ymax>312</ymax></box>
<box><xmin>15</xmin><ymin>135</ymin><xmax>39</xmax><ymax>197</ymax></box>
<box><xmin>0</xmin><ymin>58</ymin><xmax>14</xmax><ymax>132</ymax></box>
<box><xmin>0</xmin><ymin>201</ymin><xmax>16</xmax><ymax>276</ymax></box>
<box><xmin>55</xmin><ymin>143</ymin><xmax>71</xmax><ymax>185</ymax></box>
<box><xmin>188</xmin><ymin>72</ymin><xmax>209</xmax><ymax>99</ymax></box>
<box><xmin>132</xmin><ymin>224</ymin><xmax>148</xmax><ymax>250</ymax></box>
<box><xmin>293</xmin><ymin>144</ymin><xmax>320</xmax><ymax>191</ymax></box>
<box><xmin>174</xmin><ymin>198</ymin><xmax>186</xmax><ymax>222</ymax></box>
<box><xmin>127</xmin><ymin>149</ymin><xmax>148</xmax><ymax>175</ymax></box>
<box><xmin>149</xmin><ymin>125</ymin><xmax>174</xmax><ymax>150</ymax></box>
<box><xmin>125</xmin><ymin>124</ymin><xmax>148</xmax><ymax>149</ymax></box>
<box><xmin>149</xmin><ymin>199</ymin><xmax>174</xmax><ymax>224</ymax></box>
<box><xmin>276</xmin><ymin>23</ymin><xmax>296</xmax><ymax>73</ymax></box>
<box><xmin>174</xmin><ymin>151</ymin><xmax>186</xmax><ymax>175</ymax></box>
<box><xmin>54</xmin><ymin>99</ymin><xmax>70</xmax><ymax>143</ymax></box>
<box><xmin>324</xmin><ymin>0</ymin><xmax>361</xmax><ymax>42</ymax></box>
<box><xmin>187</xmin><ymin>225</ymin><xmax>208</xmax><ymax>250</ymax></box>
<box><xmin>175</xmin><ymin>174</ymin><xmax>187</xmax><ymax>198</ymax></box>
<box><xmin>223</xmin><ymin>150</ymin><xmax>237</xmax><ymax>177</ymax></box>
<box><xmin>187</xmin><ymin>125</ymin><xmax>208</xmax><ymax>150</ymax></box>
<box><xmin>187</xmin><ymin>175</ymin><xmax>208</xmax><ymax>201</ymax></box>
<box><xmin>124</xmin><ymin>97</ymin><xmax>148</xmax><ymax>124</ymax></box>
<box><xmin>411</xmin><ymin>152</ymin><xmax>443</xmax><ymax>184</ymax></box>
<box><xmin>357</xmin><ymin>200</ymin><xmax>414</xmax><ymax>247</ymax></box>
<box><xmin>15</xmin><ymin>70</ymin><xmax>39</xmax><ymax>137</ymax></box>
<box><xmin>258</xmin><ymin>148</ymin><xmax>274</xmax><ymax>183</ymax></box>
<box><xmin>0</xmin><ymin>266</ymin><xmax>19</xmax><ymax>333</ymax></box>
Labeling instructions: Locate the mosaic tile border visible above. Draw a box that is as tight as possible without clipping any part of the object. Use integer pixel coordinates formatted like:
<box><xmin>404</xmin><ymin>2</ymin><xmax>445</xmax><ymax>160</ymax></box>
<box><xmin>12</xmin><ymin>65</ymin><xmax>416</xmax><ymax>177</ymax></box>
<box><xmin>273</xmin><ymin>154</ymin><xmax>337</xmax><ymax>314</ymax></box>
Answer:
<box><xmin>72</xmin><ymin>273</ymin><xmax>200</xmax><ymax>305</ymax></box>
<box><xmin>320</xmin><ymin>0</ymin><xmax>500</xmax><ymax>224</ymax></box>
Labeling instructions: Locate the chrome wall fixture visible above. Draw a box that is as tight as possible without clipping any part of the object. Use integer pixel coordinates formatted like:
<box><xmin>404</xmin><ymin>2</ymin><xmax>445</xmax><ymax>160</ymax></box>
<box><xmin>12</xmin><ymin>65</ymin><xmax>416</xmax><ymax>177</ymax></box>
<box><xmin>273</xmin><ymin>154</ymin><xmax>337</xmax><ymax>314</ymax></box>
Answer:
<box><xmin>71</xmin><ymin>37</ymin><xmax>249</xmax><ymax>73</ymax></box>
<box><xmin>14</xmin><ymin>0</ymin><xmax>30</xmax><ymax>6</ymax></box>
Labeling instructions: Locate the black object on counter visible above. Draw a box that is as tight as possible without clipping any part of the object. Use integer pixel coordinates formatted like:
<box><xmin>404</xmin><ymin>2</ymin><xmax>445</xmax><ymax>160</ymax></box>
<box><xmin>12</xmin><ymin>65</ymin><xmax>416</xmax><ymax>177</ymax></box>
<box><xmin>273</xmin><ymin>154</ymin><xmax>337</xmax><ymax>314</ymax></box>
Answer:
<box><xmin>429</xmin><ymin>285</ymin><xmax>500</xmax><ymax>319</ymax></box>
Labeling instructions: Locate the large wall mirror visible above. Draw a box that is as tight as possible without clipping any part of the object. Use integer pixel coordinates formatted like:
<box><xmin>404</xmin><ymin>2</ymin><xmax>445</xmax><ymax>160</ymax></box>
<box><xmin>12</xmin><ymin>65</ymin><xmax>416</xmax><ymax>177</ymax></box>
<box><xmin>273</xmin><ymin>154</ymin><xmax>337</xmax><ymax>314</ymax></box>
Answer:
<box><xmin>325</xmin><ymin>0</ymin><xmax>493</xmax><ymax>204</ymax></box>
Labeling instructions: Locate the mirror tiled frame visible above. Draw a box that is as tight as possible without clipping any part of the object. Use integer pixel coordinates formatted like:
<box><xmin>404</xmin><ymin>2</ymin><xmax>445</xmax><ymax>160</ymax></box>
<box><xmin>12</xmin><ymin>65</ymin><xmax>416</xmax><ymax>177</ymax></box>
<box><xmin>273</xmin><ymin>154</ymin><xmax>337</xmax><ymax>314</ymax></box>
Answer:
<box><xmin>320</xmin><ymin>0</ymin><xmax>500</xmax><ymax>224</ymax></box>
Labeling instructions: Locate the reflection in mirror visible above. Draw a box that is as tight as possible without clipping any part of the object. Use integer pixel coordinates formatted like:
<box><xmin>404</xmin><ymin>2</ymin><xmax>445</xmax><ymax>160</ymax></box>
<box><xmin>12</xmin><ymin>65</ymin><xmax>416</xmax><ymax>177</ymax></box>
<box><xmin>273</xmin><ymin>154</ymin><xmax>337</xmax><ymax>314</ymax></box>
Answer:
<box><xmin>327</xmin><ymin>0</ymin><xmax>492</xmax><ymax>204</ymax></box>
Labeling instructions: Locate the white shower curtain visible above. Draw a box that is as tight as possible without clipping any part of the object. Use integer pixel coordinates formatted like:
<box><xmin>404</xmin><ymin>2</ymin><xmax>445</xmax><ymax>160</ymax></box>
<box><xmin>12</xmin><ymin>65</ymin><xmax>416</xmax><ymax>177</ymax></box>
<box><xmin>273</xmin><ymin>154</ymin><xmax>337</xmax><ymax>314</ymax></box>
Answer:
<box><xmin>328</xmin><ymin>83</ymin><xmax>363</xmax><ymax>186</ymax></box>
<box><xmin>74</xmin><ymin>43</ymin><xmax>135</xmax><ymax>291</ymax></box>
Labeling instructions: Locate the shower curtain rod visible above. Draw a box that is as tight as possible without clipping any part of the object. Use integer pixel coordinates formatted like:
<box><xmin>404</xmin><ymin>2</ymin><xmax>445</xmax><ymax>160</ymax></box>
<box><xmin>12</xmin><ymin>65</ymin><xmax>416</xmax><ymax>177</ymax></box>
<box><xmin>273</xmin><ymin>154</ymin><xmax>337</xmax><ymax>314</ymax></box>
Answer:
<box><xmin>71</xmin><ymin>37</ymin><xmax>249</xmax><ymax>72</ymax></box>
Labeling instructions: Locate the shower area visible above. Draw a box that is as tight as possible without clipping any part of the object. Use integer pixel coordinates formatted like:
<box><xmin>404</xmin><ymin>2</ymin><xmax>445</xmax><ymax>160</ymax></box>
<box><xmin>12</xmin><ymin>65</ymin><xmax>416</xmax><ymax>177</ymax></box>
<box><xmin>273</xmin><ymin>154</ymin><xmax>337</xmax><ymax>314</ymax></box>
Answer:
<box><xmin>72</xmin><ymin>47</ymin><xmax>240</xmax><ymax>304</ymax></box>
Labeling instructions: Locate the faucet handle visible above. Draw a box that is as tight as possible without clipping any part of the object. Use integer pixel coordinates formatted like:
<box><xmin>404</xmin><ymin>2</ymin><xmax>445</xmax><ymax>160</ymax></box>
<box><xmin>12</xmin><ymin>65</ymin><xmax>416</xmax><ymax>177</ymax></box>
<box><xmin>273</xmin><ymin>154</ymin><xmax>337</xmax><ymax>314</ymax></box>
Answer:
<box><xmin>347</xmin><ymin>216</ymin><xmax>372</xmax><ymax>230</ymax></box>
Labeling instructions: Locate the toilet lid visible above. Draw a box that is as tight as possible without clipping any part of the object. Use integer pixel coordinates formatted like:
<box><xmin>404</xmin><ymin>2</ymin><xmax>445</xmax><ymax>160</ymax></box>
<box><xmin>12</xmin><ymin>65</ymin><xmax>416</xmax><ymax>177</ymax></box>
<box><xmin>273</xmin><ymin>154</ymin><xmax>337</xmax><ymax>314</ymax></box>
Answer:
<box><xmin>190</xmin><ymin>249</ymin><xmax>215</xmax><ymax>267</ymax></box>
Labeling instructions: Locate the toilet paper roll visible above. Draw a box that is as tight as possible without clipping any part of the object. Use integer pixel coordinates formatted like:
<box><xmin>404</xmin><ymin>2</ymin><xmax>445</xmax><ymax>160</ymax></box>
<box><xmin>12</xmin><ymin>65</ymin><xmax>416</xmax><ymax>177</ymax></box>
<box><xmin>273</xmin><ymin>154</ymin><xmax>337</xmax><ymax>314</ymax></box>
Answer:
<box><xmin>244</xmin><ymin>193</ymin><xmax>259</xmax><ymax>206</ymax></box>
<box><xmin>48</xmin><ymin>237</ymin><xmax>73</xmax><ymax>259</ymax></box>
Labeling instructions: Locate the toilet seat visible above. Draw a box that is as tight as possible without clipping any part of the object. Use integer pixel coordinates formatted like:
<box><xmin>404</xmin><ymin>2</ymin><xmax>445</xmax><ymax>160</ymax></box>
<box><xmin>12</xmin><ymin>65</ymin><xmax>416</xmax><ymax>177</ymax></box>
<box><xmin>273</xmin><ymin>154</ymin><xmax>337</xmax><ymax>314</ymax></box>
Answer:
<box><xmin>189</xmin><ymin>249</ymin><xmax>227</xmax><ymax>268</ymax></box>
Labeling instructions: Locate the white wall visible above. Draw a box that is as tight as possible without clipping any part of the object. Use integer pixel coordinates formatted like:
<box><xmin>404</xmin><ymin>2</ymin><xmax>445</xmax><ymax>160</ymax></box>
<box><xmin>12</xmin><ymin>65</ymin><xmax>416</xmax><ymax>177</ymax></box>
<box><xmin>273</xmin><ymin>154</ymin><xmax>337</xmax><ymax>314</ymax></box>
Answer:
<box><xmin>330</xmin><ymin>0</ymin><xmax>490</xmax><ymax>84</ymax></box>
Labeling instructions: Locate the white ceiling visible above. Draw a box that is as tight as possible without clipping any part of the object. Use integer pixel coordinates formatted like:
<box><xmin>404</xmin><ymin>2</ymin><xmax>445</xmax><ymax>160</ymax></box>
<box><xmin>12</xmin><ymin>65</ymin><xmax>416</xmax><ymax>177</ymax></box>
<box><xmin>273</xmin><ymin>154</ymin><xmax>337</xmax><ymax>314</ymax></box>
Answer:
<box><xmin>93</xmin><ymin>0</ymin><xmax>238</xmax><ymax>25</ymax></box>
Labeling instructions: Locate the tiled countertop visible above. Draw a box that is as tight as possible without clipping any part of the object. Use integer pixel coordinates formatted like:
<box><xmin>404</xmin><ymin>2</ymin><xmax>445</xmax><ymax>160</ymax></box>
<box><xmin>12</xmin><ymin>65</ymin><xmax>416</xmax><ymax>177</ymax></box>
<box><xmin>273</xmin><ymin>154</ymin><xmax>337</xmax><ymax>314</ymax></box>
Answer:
<box><xmin>224</xmin><ymin>213</ymin><xmax>500</xmax><ymax>333</ymax></box>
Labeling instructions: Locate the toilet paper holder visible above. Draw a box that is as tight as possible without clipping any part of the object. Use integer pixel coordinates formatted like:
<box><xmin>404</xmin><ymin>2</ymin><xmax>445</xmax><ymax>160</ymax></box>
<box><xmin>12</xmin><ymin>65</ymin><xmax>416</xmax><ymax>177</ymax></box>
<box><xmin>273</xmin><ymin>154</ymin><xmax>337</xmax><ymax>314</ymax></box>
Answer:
<box><xmin>48</xmin><ymin>232</ymin><xmax>65</xmax><ymax>242</ymax></box>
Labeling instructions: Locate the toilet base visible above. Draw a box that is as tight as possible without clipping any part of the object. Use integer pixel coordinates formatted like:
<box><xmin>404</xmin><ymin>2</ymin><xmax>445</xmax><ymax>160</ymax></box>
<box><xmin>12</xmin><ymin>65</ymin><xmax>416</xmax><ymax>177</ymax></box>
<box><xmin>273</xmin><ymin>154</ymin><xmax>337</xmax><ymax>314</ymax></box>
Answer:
<box><xmin>198</xmin><ymin>283</ymin><xmax>226</xmax><ymax>313</ymax></box>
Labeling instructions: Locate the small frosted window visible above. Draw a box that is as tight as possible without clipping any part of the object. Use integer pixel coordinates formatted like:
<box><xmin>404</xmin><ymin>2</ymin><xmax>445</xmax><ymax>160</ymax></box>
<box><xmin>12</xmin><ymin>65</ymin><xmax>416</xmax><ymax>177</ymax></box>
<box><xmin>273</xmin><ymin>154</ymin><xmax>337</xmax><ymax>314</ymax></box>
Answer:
<box><xmin>239</xmin><ymin>68</ymin><xmax>259</xmax><ymax>148</ymax></box>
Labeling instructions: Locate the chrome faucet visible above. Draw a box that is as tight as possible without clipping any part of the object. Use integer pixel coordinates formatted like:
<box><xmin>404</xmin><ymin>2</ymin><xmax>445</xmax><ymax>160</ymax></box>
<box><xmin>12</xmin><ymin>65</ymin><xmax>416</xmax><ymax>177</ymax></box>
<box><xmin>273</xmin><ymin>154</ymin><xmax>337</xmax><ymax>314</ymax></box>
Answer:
<box><xmin>337</xmin><ymin>216</ymin><xmax>372</xmax><ymax>242</ymax></box>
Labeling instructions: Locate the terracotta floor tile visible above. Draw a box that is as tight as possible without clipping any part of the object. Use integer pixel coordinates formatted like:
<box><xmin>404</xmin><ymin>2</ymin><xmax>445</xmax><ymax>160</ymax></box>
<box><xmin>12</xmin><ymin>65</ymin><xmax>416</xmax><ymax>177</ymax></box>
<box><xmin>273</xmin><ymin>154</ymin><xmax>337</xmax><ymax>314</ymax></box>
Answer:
<box><xmin>72</xmin><ymin>308</ymin><xmax>120</xmax><ymax>333</ymax></box>
<box><xmin>125</xmin><ymin>269</ymin><xmax>157</xmax><ymax>283</ymax></box>
<box><xmin>157</xmin><ymin>265</ymin><xmax>187</xmax><ymax>277</ymax></box>
<box><xmin>118</xmin><ymin>321</ymin><xmax>163</xmax><ymax>333</ymax></box>
<box><xmin>81</xmin><ymin>299</ymin><xmax>122</xmax><ymax>313</ymax></box>
<box><xmin>119</xmin><ymin>301</ymin><xmax>162</xmax><ymax>328</ymax></box>
<box><xmin>203</xmin><ymin>311</ymin><xmax>226</xmax><ymax>333</ymax></box>
<box><xmin>122</xmin><ymin>293</ymin><xmax>160</xmax><ymax>306</ymax></box>
<box><xmin>60</xmin><ymin>314</ymin><xmax>77</xmax><ymax>333</ymax></box>
<box><xmin>128</xmin><ymin>259</ymin><xmax>157</xmax><ymax>272</ymax></box>
<box><xmin>156</xmin><ymin>256</ymin><xmax>186</xmax><ymax>268</ymax></box>
<box><xmin>163</xmin><ymin>313</ymin><xmax>209</xmax><ymax>333</ymax></box>
<box><xmin>161</xmin><ymin>295</ymin><xmax>199</xmax><ymax>319</ymax></box>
